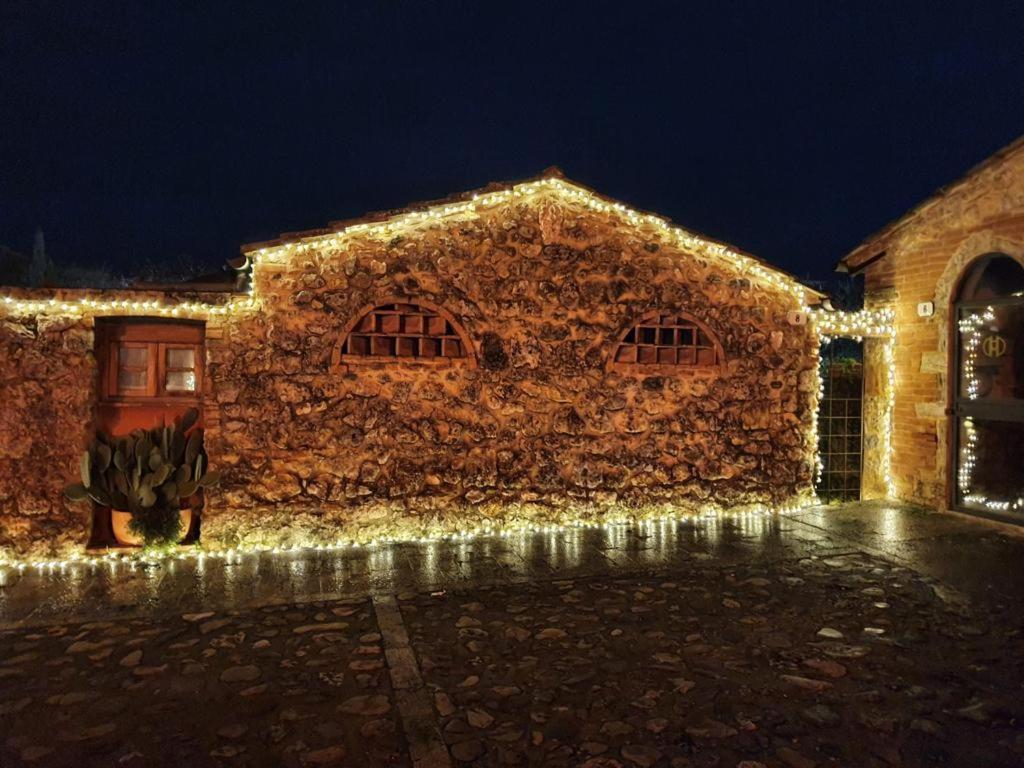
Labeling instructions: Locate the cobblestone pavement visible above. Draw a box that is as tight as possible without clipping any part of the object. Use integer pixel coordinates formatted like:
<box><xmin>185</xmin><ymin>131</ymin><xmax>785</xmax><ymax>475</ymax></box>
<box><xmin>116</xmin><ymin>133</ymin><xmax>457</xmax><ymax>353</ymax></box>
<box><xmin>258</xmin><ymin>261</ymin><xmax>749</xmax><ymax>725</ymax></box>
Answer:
<box><xmin>0</xmin><ymin>599</ymin><xmax>408</xmax><ymax>767</ymax></box>
<box><xmin>2</xmin><ymin>502</ymin><xmax>1024</xmax><ymax>766</ymax></box>
<box><xmin>400</xmin><ymin>553</ymin><xmax>1024</xmax><ymax>767</ymax></box>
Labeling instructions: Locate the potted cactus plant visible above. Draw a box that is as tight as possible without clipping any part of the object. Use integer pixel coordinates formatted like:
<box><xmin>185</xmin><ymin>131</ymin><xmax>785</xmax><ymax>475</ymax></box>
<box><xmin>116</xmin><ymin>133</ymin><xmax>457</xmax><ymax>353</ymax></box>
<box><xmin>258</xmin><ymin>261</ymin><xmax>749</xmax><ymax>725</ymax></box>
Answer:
<box><xmin>64</xmin><ymin>408</ymin><xmax>220</xmax><ymax>549</ymax></box>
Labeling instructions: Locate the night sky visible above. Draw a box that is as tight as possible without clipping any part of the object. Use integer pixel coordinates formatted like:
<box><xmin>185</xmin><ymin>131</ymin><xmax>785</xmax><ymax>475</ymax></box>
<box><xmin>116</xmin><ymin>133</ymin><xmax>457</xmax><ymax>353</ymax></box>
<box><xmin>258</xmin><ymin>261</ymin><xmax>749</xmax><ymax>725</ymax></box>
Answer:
<box><xmin>2</xmin><ymin>1</ymin><xmax>1023</xmax><ymax>283</ymax></box>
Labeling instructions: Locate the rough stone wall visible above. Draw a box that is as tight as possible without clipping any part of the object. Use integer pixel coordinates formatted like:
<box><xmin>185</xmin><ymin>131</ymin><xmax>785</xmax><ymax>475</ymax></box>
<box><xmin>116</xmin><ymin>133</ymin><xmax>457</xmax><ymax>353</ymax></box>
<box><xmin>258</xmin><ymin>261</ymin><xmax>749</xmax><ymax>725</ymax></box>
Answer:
<box><xmin>860</xmin><ymin>338</ymin><xmax>890</xmax><ymax>500</ymax></box>
<box><xmin>0</xmin><ymin>288</ymin><xmax>240</xmax><ymax>559</ymax></box>
<box><xmin>0</xmin><ymin>313</ymin><xmax>96</xmax><ymax>559</ymax></box>
<box><xmin>860</xmin><ymin>144</ymin><xmax>1024</xmax><ymax>508</ymax></box>
<box><xmin>202</xmin><ymin>192</ymin><xmax>818</xmax><ymax>548</ymax></box>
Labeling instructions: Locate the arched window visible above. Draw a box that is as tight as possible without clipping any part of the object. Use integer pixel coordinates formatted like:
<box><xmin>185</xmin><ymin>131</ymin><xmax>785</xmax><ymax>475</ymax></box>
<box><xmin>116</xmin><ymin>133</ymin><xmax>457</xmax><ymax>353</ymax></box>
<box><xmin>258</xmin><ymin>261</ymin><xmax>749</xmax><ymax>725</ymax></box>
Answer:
<box><xmin>951</xmin><ymin>254</ymin><xmax>1024</xmax><ymax>518</ymax></box>
<box><xmin>333</xmin><ymin>299</ymin><xmax>475</xmax><ymax>367</ymax></box>
<box><xmin>956</xmin><ymin>253</ymin><xmax>1024</xmax><ymax>302</ymax></box>
<box><xmin>610</xmin><ymin>310</ymin><xmax>724</xmax><ymax>372</ymax></box>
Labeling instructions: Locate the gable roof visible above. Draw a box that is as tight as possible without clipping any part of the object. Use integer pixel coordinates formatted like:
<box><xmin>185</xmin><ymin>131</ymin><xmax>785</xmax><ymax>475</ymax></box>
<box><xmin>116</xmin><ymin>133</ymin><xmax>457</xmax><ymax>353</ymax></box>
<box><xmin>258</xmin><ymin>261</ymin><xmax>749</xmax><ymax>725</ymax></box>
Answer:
<box><xmin>241</xmin><ymin>168</ymin><xmax>823</xmax><ymax>303</ymax></box>
<box><xmin>839</xmin><ymin>134</ymin><xmax>1024</xmax><ymax>273</ymax></box>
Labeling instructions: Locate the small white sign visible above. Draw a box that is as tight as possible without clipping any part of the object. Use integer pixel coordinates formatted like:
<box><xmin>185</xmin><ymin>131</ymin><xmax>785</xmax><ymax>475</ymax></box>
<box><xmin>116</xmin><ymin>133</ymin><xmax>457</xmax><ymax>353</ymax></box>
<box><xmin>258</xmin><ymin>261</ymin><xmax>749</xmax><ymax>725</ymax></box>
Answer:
<box><xmin>787</xmin><ymin>310</ymin><xmax>808</xmax><ymax>326</ymax></box>
<box><xmin>917</xmin><ymin>301</ymin><xmax>934</xmax><ymax>317</ymax></box>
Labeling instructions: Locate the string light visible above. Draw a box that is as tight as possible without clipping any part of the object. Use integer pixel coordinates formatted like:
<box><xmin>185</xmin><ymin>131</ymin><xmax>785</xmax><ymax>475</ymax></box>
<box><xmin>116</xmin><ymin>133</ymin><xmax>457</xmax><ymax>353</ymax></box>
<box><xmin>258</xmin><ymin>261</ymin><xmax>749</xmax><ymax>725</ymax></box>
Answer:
<box><xmin>811</xmin><ymin>343</ymin><xmax>826</xmax><ymax>486</ymax></box>
<box><xmin>0</xmin><ymin>294</ymin><xmax>257</xmax><ymax>318</ymax></box>
<box><xmin>809</xmin><ymin>307</ymin><xmax>895</xmax><ymax>339</ymax></box>
<box><xmin>810</xmin><ymin>308</ymin><xmax>896</xmax><ymax>498</ymax></box>
<box><xmin>246</xmin><ymin>177</ymin><xmax>816</xmax><ymax>305</ymax></box>
<box><xmin>2</xmin><ymin>178</ymin><xmax>814</xmax><ymax>319</ymax></box>
<box><xmin>0</xmin><ymin>494</ymin><xmax>820</xmax><ymax>576</ymax></box>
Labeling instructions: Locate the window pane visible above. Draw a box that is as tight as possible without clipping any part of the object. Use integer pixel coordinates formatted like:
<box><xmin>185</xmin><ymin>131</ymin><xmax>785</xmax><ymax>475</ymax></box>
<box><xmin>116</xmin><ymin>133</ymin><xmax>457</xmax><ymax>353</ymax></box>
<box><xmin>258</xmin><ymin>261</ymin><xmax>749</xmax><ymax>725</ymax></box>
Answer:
<box><xmin>958</xmin><ymin>304</ymin><xmax>1024</xmax><ymax>400</ymax></box>
<box><xmin>120</xmin><ymin>346</ymin><xmax>148</xmax><ymax>368</ymax></box>
<box><xmin>957</xmin><ymin>417</ymin><xmax>1024</xmax><ymax>514</ymax></box>
<box><xmin>167</xmin><ymin>348</ymin><xmax>195</xmax><ymax>369</ymax></box>
<box><xmin>118</xmin><ymin>370</ymin><xmax>148</xmax><ymax>390</ymax></box>
<box><xmin>165</xmin><ymin>370</ymin><xmax>197</xmax><ymax>392</ymax></box>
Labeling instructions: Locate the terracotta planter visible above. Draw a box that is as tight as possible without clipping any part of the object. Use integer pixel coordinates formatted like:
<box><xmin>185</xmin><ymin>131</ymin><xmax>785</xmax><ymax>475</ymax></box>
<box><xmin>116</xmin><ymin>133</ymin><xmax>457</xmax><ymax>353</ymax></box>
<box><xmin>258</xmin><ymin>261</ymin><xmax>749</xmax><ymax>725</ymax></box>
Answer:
<box><xmin>110</xmin><ymin>508</ymin><xmax>194</xmax><ymax>548</ymax></box>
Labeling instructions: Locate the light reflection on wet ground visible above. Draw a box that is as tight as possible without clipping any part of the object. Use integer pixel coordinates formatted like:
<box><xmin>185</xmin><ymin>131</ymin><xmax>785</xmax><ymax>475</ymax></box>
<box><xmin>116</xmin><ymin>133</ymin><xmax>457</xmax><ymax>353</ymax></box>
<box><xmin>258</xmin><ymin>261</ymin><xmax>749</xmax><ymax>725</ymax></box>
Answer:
<box><xmin>2</xmin><ymin>501</ymin><xmax>1022</xmax><ymax>627</ymax></box>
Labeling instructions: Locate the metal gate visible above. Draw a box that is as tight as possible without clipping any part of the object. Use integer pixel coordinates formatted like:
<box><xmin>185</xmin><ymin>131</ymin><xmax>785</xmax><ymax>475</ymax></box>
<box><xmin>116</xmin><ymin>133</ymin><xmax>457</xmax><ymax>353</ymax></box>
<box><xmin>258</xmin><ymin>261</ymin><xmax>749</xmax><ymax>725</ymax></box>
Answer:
<box><xmin>816</xmin><ymin>339</ymin><xmax>864</xmax><ymax>503</ymax></box>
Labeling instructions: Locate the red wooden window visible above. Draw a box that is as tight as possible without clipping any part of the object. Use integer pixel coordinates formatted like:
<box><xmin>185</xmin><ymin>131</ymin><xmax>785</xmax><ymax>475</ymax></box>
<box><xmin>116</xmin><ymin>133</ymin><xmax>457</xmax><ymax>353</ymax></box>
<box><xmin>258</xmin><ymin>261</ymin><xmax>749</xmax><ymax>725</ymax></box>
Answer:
<box><xmin>98</xmin><ymin>321</ymin><xmax>204</xmax><ymax>401</ymax></box>
<box><xmin>164</xmin><ymin>347</ymin><xmax>198</xmax><ymax>393</ymax></box>
<box><xmin>611</xmin><ymin>311</ymin><xmax>723</xmax><ymax>370</ymax></box>
<box><xmin>337</xmin><ymin>302</ymin><xmax>473</xmax><ymax>366</ymax></box>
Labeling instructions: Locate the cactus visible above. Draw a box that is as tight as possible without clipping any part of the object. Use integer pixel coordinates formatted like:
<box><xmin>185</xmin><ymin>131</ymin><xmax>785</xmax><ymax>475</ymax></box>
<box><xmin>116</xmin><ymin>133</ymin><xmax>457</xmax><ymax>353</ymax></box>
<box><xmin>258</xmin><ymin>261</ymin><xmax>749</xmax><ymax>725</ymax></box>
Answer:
<box><xmin>64</xmin><ymin>407</ymin><xmax>221</xmax><ymax>547</ymax></box>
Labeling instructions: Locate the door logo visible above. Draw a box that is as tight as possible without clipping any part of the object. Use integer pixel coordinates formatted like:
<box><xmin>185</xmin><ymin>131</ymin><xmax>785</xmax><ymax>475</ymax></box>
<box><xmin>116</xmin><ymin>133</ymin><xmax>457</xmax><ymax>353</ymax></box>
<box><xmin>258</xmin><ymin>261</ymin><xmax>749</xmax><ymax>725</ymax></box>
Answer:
<box><xmin>982</xmin><ymin>334</ymin><xmax>1008</xmax><ymax>358</ymax></box>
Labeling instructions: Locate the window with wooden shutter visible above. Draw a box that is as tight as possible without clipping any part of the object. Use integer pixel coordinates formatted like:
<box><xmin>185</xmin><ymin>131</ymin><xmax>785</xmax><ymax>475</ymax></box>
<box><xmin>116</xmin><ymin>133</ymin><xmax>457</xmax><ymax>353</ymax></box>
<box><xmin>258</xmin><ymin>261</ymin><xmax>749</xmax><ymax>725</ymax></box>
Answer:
<box><xmin>97</xmin><ymin>321</ymin><xmax>204</xmax><ymax>401</ymax></box>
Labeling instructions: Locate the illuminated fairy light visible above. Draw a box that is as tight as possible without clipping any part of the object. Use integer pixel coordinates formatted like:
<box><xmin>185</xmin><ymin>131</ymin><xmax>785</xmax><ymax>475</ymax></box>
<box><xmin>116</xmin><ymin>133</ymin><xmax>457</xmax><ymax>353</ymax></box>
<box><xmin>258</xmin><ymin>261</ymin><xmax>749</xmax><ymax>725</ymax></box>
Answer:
<box><xmin>957</xmin><ymin>417</ymin><xmax>1019</xmax><ymax>512</ymax></box>
<box><xmin>809</xmin><ymin>307</ymin><xmax>895</xmax><ymax>339</ymax></box>
<box><xmin>0</xmin><ymin>495</ymin><xmax>819</xmax><ymax>576</ymax></box>
<box><xmin>245</xmin><ymin>177</ymin><xmax>816</xmax><ymax>305</ymax></box>
<box><xmin>2</xmin><ymin>178</ymin><xmax>813</xmax><ymax>320</ymax></box>
<box><xmin>809</xmin><ymin>323</ymin><xmax>826</xmax><ymax>486</ymax></box>
<box><xmin>0</xmin><ymin>294</ymin><xmax>258</xmax><ymax>319</ymax></box>
<box><xmin>957</xmin><ymin>308</ymin><xmax>995</xmax><ymax>401</ymax></box>
<box><xmin>811</xmin><ymin>307</ymin><xmax>896</xmax><ymax>498</ymax></box>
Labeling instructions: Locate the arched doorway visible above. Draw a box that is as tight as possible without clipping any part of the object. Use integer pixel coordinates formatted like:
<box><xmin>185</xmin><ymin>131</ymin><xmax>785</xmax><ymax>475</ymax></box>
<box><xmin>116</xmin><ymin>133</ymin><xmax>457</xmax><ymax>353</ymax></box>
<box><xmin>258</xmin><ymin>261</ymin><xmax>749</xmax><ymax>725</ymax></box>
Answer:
<box><xmin>950</xmin><ymin>254</ymin><xmax>1024</xmax><ymax>520</ymax></box>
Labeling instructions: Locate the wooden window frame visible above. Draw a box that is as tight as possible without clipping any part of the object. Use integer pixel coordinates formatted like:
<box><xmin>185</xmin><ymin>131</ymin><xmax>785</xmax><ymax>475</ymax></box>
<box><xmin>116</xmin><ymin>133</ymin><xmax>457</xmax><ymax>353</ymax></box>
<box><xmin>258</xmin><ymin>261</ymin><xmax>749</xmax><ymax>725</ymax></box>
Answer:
<box><xmin>114</xmin><ymin>342</ymin><xmax>157</xmax><ymax>397</ymax></box>
<box><xmin>332</xmin><ymin>298</ymin><xmax>477</xmax><ymax>370</ymax></box>
<box><xmin>163</xmin><ymin>346</ymin><xmax>200</xmax><ymax>394</ymax></box>
<box><xmin>608</xmin><ymin>310</ymin><xmax>725</xmax><ymax>376</ymax></box>
<box><xmin>97</xmin><ymin>321</ymin><xmax>204</xmax><ymax>403</ymax></box>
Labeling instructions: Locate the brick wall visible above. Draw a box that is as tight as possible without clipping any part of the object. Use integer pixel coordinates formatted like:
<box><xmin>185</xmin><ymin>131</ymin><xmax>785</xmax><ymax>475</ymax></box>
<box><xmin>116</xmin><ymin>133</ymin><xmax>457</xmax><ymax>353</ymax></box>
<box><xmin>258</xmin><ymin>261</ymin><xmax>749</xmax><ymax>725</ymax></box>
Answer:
<box><xmin>859</xmin><ymin>145</ymin><xmax>1024</xmax><ymax>508</ymax></box>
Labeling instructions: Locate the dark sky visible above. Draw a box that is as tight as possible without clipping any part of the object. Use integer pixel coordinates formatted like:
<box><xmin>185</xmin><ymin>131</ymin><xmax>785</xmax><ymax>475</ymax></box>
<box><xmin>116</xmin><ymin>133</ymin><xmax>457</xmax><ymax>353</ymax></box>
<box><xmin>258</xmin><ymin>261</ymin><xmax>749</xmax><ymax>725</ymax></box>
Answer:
<box><xmin>2</xmin><ymin>1</ymin><xmax>1023</xmax><ymax>283</ymax></box>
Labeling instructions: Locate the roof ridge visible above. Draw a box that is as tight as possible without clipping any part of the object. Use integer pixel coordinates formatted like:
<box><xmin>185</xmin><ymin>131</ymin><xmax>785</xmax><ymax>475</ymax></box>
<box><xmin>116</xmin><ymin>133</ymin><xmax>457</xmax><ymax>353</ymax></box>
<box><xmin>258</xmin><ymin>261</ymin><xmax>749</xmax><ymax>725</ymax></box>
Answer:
<box><xmin>839</xmin><ymin>133</ymin><xmax>1024</xmax><ymax>269</ymax></box>
<box><xmin>239</xmin><ymin>171</ymin><xmax>822</xmax><ymax>300</ymax></box>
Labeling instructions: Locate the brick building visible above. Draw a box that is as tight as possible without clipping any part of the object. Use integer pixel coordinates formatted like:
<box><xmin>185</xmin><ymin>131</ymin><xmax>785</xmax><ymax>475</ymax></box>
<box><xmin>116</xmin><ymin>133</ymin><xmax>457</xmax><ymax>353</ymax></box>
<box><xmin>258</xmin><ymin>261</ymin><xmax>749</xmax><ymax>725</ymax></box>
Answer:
<box><xmin>840</xmin><ymin>136</ymin><xmax>1024</xmax><ymax>521</ymax></box>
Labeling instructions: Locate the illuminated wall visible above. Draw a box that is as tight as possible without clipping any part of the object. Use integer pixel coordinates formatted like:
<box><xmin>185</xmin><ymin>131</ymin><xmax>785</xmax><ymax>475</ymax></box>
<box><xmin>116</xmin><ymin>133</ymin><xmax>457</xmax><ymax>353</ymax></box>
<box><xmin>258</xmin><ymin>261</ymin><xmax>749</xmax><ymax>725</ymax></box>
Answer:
<box><xmin>199</xmin><ymin>182</ymin><xmax>821</xmax><ymax>549</ymax></box>
<box><xmin>0</xmin><ymin>178</ymin><xmax>823</xmax><ymax>558</ymax></box>
<box><xmin>850</xmin><ymin>142</ymin><xmax>1024</xmax><ymax>509</ymax></box>
<box><xmin>0</xmin><ymin>290</ymin><xmax>242</xmax><ymax>559</ymax></box>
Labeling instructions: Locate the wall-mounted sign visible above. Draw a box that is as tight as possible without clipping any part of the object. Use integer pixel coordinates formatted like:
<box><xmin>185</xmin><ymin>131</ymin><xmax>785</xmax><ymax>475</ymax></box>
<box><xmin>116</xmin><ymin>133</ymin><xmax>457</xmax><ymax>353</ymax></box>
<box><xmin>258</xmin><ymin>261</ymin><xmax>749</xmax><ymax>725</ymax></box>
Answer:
<box><xmin>982</xmin><ymin>334</ymin><xmax>1008</xmax><ymax>358</ymax></box>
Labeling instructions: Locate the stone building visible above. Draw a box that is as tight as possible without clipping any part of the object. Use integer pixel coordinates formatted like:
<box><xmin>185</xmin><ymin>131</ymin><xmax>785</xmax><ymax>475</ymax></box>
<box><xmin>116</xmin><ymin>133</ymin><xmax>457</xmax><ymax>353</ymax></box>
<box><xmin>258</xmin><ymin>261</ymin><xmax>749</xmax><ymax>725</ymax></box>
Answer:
<box><xmin>0</xmin><ymin>172</ymin><xmax>826</xmax><ymax>559</ymax></box>
<box><xmin>839</xmin><ymin>136</ymin><xmax>1024</xmax><ymax>521</ymax></box>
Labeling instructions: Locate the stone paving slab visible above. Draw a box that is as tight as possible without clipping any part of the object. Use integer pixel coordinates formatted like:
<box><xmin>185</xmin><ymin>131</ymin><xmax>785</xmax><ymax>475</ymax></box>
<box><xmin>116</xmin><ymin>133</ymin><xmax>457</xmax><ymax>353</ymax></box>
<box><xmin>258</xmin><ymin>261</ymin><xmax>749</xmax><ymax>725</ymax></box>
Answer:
<box><xmin>0</xmin><ymin>599</ymin><xmax>408</xmax><ymax>767</ymax></box>
<box><xmin>399</xmin><ymin>552</ymin><xmax>1024</xmax><ymax>767</ymax></box>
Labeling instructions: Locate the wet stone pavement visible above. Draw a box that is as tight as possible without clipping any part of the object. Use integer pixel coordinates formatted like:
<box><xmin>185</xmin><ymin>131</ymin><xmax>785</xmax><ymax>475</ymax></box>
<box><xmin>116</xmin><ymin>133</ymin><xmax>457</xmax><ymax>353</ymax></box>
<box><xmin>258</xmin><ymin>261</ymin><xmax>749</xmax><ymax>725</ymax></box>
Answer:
<box><xmin>1</xmin><ymin>501</ymin><xmax>1024</xmax><ymax>767</ymax></box>
<box><xmin>0</xmin><ymin>599</ymin><xmax>407</xmax><ymax>767</ymax></box>
<box><xmin>400</xmin><ymin>553</ymin><xmax>1023</xmax><ymax>767</ymax></box>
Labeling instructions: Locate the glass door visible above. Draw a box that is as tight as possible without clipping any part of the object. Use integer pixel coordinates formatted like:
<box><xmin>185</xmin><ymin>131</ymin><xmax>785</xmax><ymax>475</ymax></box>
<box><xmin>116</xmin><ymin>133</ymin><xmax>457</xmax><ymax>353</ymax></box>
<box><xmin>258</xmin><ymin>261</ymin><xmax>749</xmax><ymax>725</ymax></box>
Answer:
<box><xmin>952</xmin><ymin>255</ymin><xmax>1024</xmax><ymax>519</ymax></box>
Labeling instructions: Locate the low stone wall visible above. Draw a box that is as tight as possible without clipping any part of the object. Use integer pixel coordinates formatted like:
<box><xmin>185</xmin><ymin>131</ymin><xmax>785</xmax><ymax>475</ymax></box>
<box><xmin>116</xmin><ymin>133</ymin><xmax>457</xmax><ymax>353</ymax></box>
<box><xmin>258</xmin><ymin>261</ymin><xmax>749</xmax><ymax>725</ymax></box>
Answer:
<box><xmin>0</xmin><ymin>288</ymin><xmax>238</xmax><ymax>559</ymax></box>
<box><xmin>201</xmin><ymin>192</ymin><xmax>819</xmax><ymax>549</ymax></box>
